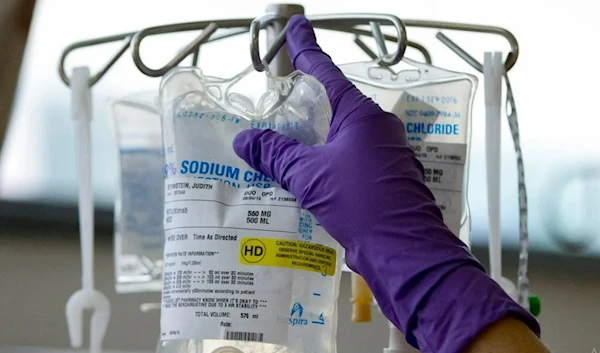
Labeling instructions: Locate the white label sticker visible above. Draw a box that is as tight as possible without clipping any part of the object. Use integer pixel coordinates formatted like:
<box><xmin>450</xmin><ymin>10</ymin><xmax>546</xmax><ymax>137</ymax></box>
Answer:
<box><xmin>353</xmin><ymin>79</ymin><xmax>473</xmax><ymax>236</ymax></box>
<box><xmin>160</xmin><ymin>178</ymin><xmax>338</xmax><ymax>345</ymax></box>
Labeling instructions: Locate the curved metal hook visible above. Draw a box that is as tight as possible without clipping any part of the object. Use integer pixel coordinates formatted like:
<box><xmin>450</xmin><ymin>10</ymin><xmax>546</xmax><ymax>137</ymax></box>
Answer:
<box><xmin>59</xmin><ymin>19</ymin><xmax>255</xmax><ymax>86</ymax></box>
<box><xmin>353</xmin><ymin>35</ymin><xmax>432</xmax><ymax>65</ymax></box>
<box><xmin>129</xmin><ymin>18</ymin><xmax>255</xmax><ymax>77</ymax></box>
<box><xmin>250</xmin><ymin>13</ymin><xmax>408</xmax><ymax>72</ymax></box>
<box><xmin>58</xmin><ymin>33</ymin><xmax>134</xmax><ymax>87</ymax></box>
<box><xmin>335</xmin><ymin>19</ymin><xmax>518</xmax><ymax>72</ymax></box>
<box><xmin>403</xmin><ymin>19</ymin><xmax>519</xmax><ymax>72</ymax></box>
<box><xmin>406</xmin><ymin>41</ymin><xmax>432</xmax><ymax>65</ymax></box>
<box><xmin>131</xmin><ymin>22</ymin><xmax>219</xmax><ymax>77</ymax></box>
<box><xmin>250</xmin><ymin>13</ymin><xmax>286</xmax><ymax>72</ymax></box>
<box><xmin>311</xmin><ymin>14</ymin><xmax>407</xmax><ymax>66</ymax></box>
<box><xmin>367</xmin><ymin>21</ymin><xmax>433</xmax><ymax>64</ymax></box>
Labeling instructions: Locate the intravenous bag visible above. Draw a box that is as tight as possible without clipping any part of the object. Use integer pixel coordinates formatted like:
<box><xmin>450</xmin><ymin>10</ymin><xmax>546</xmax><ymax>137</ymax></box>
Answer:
<box><xmin>110</xmin><ymin>92</ymin><xmax>165</xmax><ymax>293</ymax></box>
<box><xmin>157</xmin><ymin>64</ymin><xmax>342</xmax><ymax>353</ymax></box>
<box><xmin>339</xmin><ymin>59</ymin><xmax>477</xmax><ymax>247</ymax></box>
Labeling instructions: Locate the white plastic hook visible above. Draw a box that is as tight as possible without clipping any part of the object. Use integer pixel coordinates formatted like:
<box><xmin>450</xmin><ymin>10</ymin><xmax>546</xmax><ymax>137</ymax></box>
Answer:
<box><xmin>66</xmin><ymin>66</ymin><xmax>111</xmax><ymax>353</ymax></box>
<box><xmin>484</xmin><ymin>52</ymin><xmax>517</xmax><ymax>301</ymax></box>
<box><xmin>484</xmin><ymin>52</ymin><xmax>503</xmax><ymax>282</ymax></box>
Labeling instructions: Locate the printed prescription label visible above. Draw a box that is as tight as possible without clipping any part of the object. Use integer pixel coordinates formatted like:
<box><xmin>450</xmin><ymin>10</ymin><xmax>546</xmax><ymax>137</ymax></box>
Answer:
<box><xmin>353</xmin><ymin>79</ymin><xmax>474</xmax><ymax>237</ymax></box>
<box><xmin>159</xmin><ymin>175</ymin><xmax>336</xmax><ymax>346</ymax></box>
<box><xmin>239</xmin><ymin>237</ymin><xmax>337</xmax><ymax>276</ymax></box>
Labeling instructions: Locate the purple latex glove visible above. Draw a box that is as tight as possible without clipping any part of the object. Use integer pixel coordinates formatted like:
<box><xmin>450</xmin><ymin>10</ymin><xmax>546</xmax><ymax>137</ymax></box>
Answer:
<box><xmin>233</xmin><ymin>15</ymin><xmax>540</xmax><ymax>353</ymax></box>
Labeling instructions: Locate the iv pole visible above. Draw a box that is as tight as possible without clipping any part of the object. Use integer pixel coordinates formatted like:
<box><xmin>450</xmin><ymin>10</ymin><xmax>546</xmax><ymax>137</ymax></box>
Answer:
<box><xmin>58</xmin><ymin>6</ymin><xmax>519</xmax><ymax>87</ymax></box>
<box><xmin>265</xmin><ymin>4</ymin><xmax>304</xmax><ymax>77</ymax></box>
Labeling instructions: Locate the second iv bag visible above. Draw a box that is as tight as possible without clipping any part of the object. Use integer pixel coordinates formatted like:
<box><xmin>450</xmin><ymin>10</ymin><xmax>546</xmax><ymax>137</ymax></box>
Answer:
<box><xmin>110</xmin><ymin>92</ymin><xmax>164</xmax><ymax>293</ymax></box>
<box><xmin>339</xmin><ymin>59</ymin><xmax>477</xmax><ymax>246</ymax></box>
<box><xmin>157</xmin><ymin>63</ymin><xmax>342</xmax><ymax>353</ymax></box>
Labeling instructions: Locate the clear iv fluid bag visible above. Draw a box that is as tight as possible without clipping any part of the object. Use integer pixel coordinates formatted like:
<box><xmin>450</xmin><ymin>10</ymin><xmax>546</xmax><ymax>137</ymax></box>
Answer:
<box><xmin>157</xmin><ymin>66</ymin><xmax>342</xmax><ymax>353</ymax></box>
<box><xmin>339</xmin><ymin>60</ymin><xmax>477</xmax><ymax>247</ymax></box>
<box><xmin>110</xmin><ymin>92</ymin><xmax>165</xmax><ymax>293</ymax></box>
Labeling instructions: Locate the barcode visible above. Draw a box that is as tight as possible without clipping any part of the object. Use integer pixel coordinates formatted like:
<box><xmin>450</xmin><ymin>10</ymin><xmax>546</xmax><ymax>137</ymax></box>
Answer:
<box><xmin>225</xmin><ymin>331</ymin><xmax>264</xmax><ymax>342</ymax></box>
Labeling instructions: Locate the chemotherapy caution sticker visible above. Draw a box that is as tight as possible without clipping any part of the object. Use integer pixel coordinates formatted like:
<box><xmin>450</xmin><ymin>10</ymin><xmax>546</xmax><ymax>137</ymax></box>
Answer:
<box><xmin>239</xmin><ymin>237</ymin><xmax>337</xmax><ymax>276</ymax></box>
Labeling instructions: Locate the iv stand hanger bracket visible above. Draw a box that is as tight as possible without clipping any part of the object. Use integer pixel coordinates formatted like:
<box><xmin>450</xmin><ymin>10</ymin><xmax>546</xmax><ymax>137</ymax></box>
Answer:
<box><xmin>58</xmin><ymin>3</ymin><xmax>520</xmax><ymax>88</ymax></box>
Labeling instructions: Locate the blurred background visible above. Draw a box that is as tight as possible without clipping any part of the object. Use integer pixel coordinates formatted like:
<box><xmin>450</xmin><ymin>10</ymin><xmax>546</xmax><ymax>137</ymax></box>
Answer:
<box><xmin>0</xmin><ymin>0</ymin><xmax>598</xmax><ymax>353</ymax></box>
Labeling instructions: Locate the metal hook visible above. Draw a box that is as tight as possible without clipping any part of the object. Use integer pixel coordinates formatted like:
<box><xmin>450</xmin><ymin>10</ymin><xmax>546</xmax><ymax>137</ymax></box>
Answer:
<box><xmin>436</xmin><ymin>30</ymin><xmax>519</xmax><ymax>74</ymax></box>
<box><xmin>250</xmin><ymin>13</ymin><xmax>287</xmax><ymax>72</ymax></box>
<box><xmin>312</xmin><ymin>14</ymin><xmax>407</xmax><ymax>66</ymax></box>
<box><xmin>353</xmin><ymin>35</ymin><xmax>432</xmax><ymax>65</ymax></box>
<box><xmin>344</xmin><ymin>19</ymin><xmax>519</xmax><ymax>72</ymax></box>
<box><xmin>352</xmin><ymin>36</ymin><xmax>397</xmax><ymax>79</ymax></box>
<box><xmin>401</xmin><ymin>19</ymin><xmax>519</xmax><ymax>72</ymax></box>
<box><xmin>131</xmin><ymin>22</ymin><xmax>219</xmax><ymax>77</ymax></box>
<box><xmin>250</xmin><ymin>13</ymin><xmax>408</xmax><ymax>72</ymax></box>
<box><xmin>58</xmin><ymin>33</ymin><xmax>134</xmax><ymax>87</ymax></box>
<box><xmin>129</xmin><ymin>18</ymin><xmax>258</xmax><ymax>78</ymax></box>
<box><xmin>368</xmin><ymin>20</ymin><xmax>433</xmax><ymax>65</ymax></box>
<box><xmin>59</xmin><ymin>21</ymin><xmax>253</xmax><ymax>87</ymax></box>
<box><xmin>406</xmin><ymin>41</ymin><xmax>432</xmax><ymax>65</ymax></box>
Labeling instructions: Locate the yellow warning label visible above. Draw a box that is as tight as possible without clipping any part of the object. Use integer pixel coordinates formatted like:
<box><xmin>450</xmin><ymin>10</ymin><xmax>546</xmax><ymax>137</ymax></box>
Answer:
<box><xmin>239</xmin><ymin>237</ymin><xmax>336</xmax><ymax>276</ymax></box>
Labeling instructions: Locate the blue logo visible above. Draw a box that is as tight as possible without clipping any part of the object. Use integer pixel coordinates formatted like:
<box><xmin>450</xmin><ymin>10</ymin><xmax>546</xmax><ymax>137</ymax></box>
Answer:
<box><xmin>290</xmin><ymin>302</ymin><xmax>303</xmax><ymax>317</ymax></box>
<box><xmin>288</xmin><ymin>302</ymin><xmax>308</xmax><ymax>327</ymax></box>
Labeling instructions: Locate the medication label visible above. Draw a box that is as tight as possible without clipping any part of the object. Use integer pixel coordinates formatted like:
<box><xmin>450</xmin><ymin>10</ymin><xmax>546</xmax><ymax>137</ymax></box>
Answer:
<box><xmin>239</xmin><ymin>237</ymin><xmax>337</xmax><ymax>276</ymax></box>
<box><xmin>160</xmin><ymin>172</ymin><xmax>336</xmax><ymax>345</ymax></box>
<box><xmin>352</xmin><ymin>79</ymin><xmax>475</xmax><ymax>237</ymax></box>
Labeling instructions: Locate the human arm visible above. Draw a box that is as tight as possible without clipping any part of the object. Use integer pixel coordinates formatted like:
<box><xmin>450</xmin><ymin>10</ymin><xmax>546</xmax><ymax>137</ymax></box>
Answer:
<box><xmin>233</xmin><ymin>15</ymin><xmax>543</xmax><ymax>353</ymax></box>
<box><xmin>465</xmin><ymin>317</ymin><xmax>549</xmax><ymax>353</ymax></box>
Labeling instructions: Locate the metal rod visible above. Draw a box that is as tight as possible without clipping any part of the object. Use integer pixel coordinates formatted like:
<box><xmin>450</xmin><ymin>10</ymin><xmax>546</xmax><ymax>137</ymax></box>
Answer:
<box><xmin>369</xmin><ymin>21</ymin><xmax>389</xmax><ymax>58</ymax></box>
<box><xmin>191</xmin><ymin>47</ymin><xmax>200</xmax><ymax>67</ymax></box>
<box><xmin>436</xmin><ymin>32</ymin><xmax>483</xmax><ymax>72</ymax></box>
<box><xmin>354</xmin><ymin>36</ymin><xmax>378</xmax><ymax>60</ymax></box>
<box><xmin>266</xmin><ymin>4</ymin><xmax>304</xmax><ymax>78</ymax></box>
<box><xmin>354</xmin><ymin>35</ymin><xmax>432</xmax><ymax>65</ymax></box>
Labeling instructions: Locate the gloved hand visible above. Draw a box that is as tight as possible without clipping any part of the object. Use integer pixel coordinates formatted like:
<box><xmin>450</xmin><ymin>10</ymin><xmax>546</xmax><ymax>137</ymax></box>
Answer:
<box><xmin>233</xmin><ymin>15</ymin><xmax>540</xmax><ymax>353</ymax></box>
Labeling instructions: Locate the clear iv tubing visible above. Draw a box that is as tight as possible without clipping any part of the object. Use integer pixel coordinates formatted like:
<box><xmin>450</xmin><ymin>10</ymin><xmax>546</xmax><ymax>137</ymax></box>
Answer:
<box><xmin>504</xmin><ymin>74</ymin><xmax>529</xmax><ymax>309</ymax></box>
